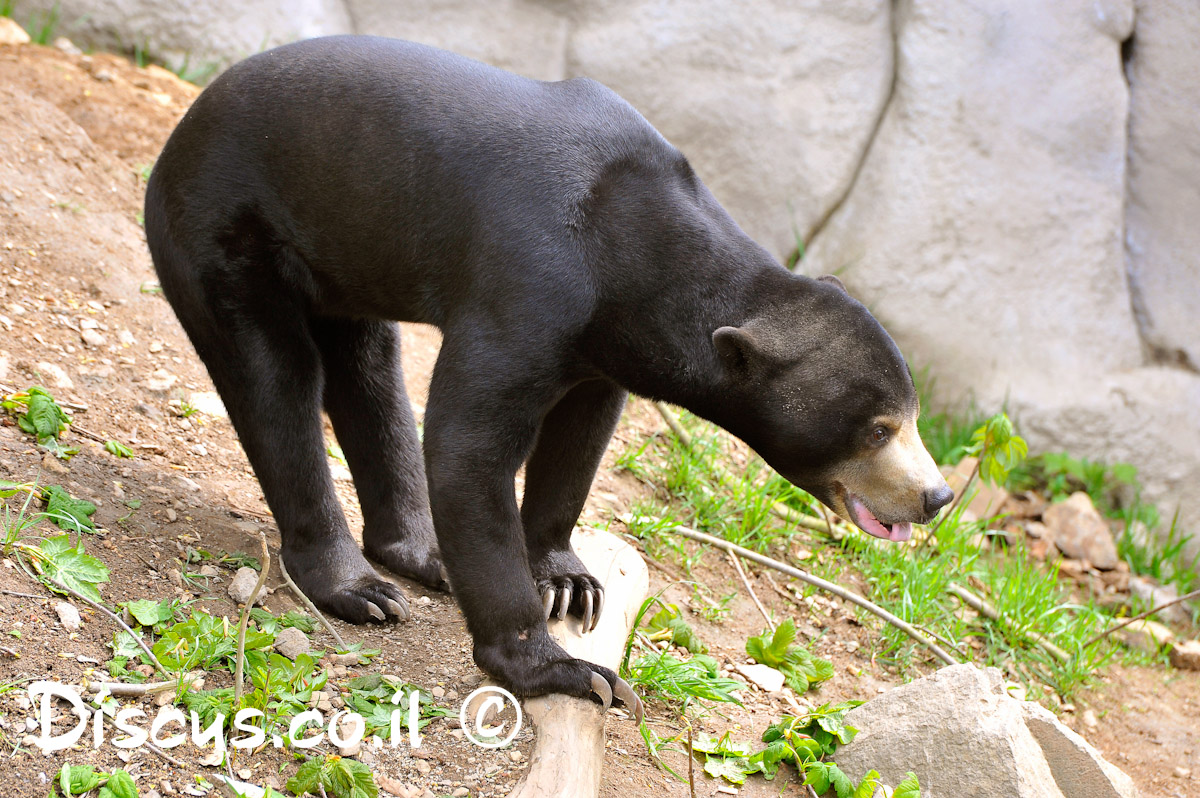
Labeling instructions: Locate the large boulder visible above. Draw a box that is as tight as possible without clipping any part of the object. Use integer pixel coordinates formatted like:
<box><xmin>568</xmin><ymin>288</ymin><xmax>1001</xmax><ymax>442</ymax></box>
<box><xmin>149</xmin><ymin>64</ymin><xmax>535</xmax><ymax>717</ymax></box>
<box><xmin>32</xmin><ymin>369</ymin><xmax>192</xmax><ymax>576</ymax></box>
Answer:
<box><xmin>834</xmin><ymin>664</ymin><xmax>1138</xmax><ymax>797</ymax></box>
<box><xmin>1124</xmin><ymin>0</ymin><xmax>1200</xmax><ymax>372</ymax></box>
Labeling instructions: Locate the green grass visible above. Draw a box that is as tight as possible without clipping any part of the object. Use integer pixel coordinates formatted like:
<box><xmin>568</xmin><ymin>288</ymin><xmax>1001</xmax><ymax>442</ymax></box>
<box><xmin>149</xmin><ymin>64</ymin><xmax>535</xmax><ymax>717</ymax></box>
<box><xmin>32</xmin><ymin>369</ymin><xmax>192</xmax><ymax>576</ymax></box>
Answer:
<box><xmin>25</xmin><ymin>2</ymin><xmax>59</xmax><ymax>45</ymax></box>
<box><xmin>616</xmin><ymin>410</ymin><xmax>824</xmax><ymax>556</ymax></box>
<box><xmin>913</xmin><ymin>369</ymin><xmax>986</xmax><ymax>465</ymax></box>
<box><xmin>613</xmin><ymin>402</ymin><xmax>1166</xmax><ymax>703</ymax></box>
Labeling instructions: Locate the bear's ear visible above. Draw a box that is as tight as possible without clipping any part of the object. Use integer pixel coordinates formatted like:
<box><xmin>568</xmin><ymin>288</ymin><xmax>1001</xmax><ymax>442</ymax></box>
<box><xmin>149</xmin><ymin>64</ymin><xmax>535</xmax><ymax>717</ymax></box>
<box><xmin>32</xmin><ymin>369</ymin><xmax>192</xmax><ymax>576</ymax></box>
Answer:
<box><xmin>713</xmin><ymin>325</ymin><xmax>761</xmax><ymax>375</ymax></box>
<box><xmin>817</xmin><ymin>274</ymin><xmax>848</xmax><ymax>294</ymax></box>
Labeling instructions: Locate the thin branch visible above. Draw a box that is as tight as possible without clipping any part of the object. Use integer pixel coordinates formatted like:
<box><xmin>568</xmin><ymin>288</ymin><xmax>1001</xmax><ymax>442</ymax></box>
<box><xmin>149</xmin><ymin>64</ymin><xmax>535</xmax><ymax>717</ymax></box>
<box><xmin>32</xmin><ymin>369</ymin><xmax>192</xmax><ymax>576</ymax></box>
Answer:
<box><xmin>87</xmin><ymin>676</ymin><xmax>199</xmax><ymax>697</ymax></box>
<box><xmin>233</xmin><ymin>531</ymin><xmax>270</xmax><ymax>708</ymax></box>
<box><xmin>44</xmin><ymin>578</ymin><xmax>171</xmax><ymax>677</ymax></box>
<box><xmin>947</xmin><ymin>582</ymin><xmax>1069</xmax><ymax>663</ymax></box>
<box><xmin>68</xmin><ymin>424</ymin><xmax>107</xmax><ymax>444</ymax></box>
<box><xmin>728</xmin><ymin>550</ymin><xmax>774</xmax><ymax>632</ymax></box>
<box><xmin>278</xmin><ymin>558</ymin><xmax>346</xmax><ymax>650</ymax></box>
<box><xmin>653</xmin><ymin>401</ymin><xmax>693</xmax><ymax>447</ymax></box>
<box><xmin>0</xmin><ymin>645</ymin><xmax>17</xmax><ymax>657</ymax></box>
<box><xmin>0</xmin><ymin>589</ymin><xmax>48</xmax><ymax>599</ymax></box>
<box><xmin>666</xmin><ymin>526</ymin><xmax>956</xmax><ymax>666</ymax></box>
<box><xmin>687</xmin><ymin>723</ymin><xmax>696</xmax><ymax>798</ymax></box>
<box><xmin>1085</xmin><ymin>587</ymin><xmax>1200</xmax><ymax>649</ymax></box>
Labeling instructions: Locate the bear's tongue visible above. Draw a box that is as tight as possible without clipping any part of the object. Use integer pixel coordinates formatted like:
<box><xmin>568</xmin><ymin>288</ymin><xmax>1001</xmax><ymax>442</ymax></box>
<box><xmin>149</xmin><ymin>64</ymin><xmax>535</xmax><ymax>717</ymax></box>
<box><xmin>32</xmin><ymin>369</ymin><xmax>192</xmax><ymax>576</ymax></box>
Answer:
<box><xmin>846</xmin><ymin>495</ymin><xmax>912</xmax><ymax>542</ymax></box>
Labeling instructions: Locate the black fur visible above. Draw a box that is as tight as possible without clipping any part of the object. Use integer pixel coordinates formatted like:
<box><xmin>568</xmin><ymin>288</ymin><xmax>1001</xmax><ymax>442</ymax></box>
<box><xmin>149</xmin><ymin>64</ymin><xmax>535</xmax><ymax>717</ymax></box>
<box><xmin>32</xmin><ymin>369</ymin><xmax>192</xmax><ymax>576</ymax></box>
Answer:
<box><xmin>145</xmin><ymin>36</ymin><xmax>919</xmax><ymax>701</ymax></box>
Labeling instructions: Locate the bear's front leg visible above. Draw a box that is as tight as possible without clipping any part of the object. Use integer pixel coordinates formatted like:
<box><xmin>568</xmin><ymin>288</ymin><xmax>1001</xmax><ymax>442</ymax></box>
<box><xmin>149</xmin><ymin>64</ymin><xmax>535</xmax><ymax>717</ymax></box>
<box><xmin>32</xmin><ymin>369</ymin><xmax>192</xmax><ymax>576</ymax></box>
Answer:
<box><xmin>423</xmin><ymin>347</ymin><xmax>640</xmax><ymax>719</ymax></box>
<box><xmin>521</xmin><ymin>379</ymin><xmax>627</xmax><ymax>630</ymax></box>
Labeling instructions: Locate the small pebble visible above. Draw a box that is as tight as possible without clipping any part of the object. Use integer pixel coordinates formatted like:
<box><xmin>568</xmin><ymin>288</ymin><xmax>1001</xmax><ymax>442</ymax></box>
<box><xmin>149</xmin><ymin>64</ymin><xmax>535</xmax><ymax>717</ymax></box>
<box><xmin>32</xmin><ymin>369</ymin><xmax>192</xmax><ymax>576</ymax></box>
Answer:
<box><xmin>55</xmin><ymin>601</ymin><xmax>82</xmax><ymax>632</ymax></box>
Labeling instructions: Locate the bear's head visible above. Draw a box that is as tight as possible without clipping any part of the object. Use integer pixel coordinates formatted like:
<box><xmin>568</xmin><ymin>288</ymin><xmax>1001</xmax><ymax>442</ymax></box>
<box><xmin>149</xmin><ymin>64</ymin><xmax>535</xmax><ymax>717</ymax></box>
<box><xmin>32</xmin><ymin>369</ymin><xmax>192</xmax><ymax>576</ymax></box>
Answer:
<box><xmin>712</xmin><ymin>274</ymin><xmax>952</xmax><ymax>542</ymax></box>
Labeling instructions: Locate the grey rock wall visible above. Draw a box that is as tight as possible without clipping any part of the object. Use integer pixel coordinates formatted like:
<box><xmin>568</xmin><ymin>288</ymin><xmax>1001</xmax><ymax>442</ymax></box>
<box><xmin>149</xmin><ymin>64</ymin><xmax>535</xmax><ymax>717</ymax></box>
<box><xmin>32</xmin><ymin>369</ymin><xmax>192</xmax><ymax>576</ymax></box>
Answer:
<box><xmin>7</xmin><ymin>0</ymin><xmax>1200</xmax><ymax>544</ymax></box>
<box><xmin>14</xmin><ymin>0</ymin><xmax>351</xmax><ymax>75</ymax></box>
<box><xmin>1124</xmin><ymin>0</ymin><xmax>1200</xmax><ymax>372</ymax></box>
<box><xmin>566</xmin><ymin>0</ymin><xmax>891</xmax><ymax>258</ymax></box>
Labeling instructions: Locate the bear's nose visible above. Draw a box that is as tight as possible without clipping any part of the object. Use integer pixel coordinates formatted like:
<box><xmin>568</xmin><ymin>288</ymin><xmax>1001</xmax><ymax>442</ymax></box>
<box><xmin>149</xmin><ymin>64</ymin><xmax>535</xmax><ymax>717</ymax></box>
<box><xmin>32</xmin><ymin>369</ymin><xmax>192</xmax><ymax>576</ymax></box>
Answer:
<box><xmin>923</xmin><ymin>483</ymin><xmax>954</xmax><ymax>516</ymax></box>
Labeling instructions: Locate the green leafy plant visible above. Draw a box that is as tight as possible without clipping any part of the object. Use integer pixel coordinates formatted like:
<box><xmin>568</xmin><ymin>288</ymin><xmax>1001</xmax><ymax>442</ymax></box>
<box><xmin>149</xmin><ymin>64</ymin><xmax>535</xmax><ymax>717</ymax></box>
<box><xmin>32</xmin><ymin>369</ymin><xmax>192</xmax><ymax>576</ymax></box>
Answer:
<box><xmin>692</xmin><ymin>702</ymin><xmax>919</xmax><ymax>796</ymax></box>
<box><xmin>1</xmin><ymin>479</ymin><xmax>42</xmax><ymax>552</ymax></box>
<box><xmin>50</xmin><ymin>765</ymin><xmax>139</xmax><ymax>798</ymax></box>
<box><xmin>286</xmin><ymin>755</ymin><xmax>378</xmax><ymax>798</ymax></box>
<box><xmin>646</xmin><ymin>602</ymin><xmax>707</xmax><ymax>653</ymax></box>
<box><xmin>327</xmin><ymin>441</ymin><xmax>348</xmax><ymax>467</ymax></box>
<box><xmin>969</xmin><ymin>413</ymin><xmax>1027</xmax><ymax>486</ymax></box>
<box><xmin>30</xmin><ymin>534</ymin><xmax>110</xmax><ymax>602</ymax></box>
<box><xmin>343</xmin><ymin>674</ymin><xmax>450</xmax><ymax>736</ymax></box>
<box><xmin>152</xmin><ymin>609</ymin><xmax>273</xmax><ymax>671</ymax></box>
<box><xmin>250</xmin><ymin>607</ymin><xmax>317</xmax><ymax>634</ymax></box>
<box><xmin>42</xmin><ymin>484</ymin><xmax>96</xmax><ymax>532</ymax></box>
<box><xmin>627</xmin><ymin>651</ymin><xmax>743</xmax><ymax>707</ymax></box>
<box><xmin>3</xmin><ymin>386</ymin><xmax>77</xmax><ymax>458</ymax></box>
<box><xmin>746</xmin><ymin>619</ymin><xmax>834</xmax><ymax>693</ymax></box>
<box><xmin>184</xmin><ymin>546</ymin><xmax>261</xmax><ymax>571</ymax></box>
<box><xmin>104</xmin><ymin>440</ymin><xmax>134</xmax><ymax>458</ymax></box>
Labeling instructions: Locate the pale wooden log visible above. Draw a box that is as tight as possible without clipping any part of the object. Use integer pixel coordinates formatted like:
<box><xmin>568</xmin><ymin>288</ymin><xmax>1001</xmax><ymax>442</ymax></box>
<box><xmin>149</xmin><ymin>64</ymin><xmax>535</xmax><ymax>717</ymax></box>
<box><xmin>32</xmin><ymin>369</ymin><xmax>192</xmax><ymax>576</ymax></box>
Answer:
<box><xmin>506</xmin><ymin>527</ymin><xmax>650</xmax><ymax>798</ymax></box>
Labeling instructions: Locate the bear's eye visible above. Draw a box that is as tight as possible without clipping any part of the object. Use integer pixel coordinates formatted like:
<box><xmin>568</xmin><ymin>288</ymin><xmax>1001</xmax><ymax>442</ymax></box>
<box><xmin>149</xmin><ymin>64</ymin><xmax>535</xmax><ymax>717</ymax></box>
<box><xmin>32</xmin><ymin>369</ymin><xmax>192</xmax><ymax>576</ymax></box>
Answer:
<box><xmin>871</xmin><ymin>426</ymin><xmax>889</xmax><ymax>444</ymax></box>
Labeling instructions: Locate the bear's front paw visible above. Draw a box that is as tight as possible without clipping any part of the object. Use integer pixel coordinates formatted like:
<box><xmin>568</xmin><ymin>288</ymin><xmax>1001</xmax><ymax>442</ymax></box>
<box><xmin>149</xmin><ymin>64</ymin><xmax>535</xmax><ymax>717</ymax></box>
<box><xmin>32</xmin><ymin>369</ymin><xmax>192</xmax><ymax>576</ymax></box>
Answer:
<box><xmin>474</xmin><ymin>633</ymin><xmax>643</xmax><ymax>723</ymax></box>
<box><xmin>530</xmin><ymin>548</ymin><xmax>604</xmax><ymax>630</ymax></box>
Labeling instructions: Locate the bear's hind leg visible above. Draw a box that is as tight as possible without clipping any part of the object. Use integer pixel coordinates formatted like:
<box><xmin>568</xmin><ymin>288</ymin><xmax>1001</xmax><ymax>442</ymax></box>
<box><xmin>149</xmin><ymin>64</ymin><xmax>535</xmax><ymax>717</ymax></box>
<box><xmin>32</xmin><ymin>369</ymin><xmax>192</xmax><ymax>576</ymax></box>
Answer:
<box><xmin>161</xmin><ymin>287</ymin><xmax>410</xmax><ymax>625</ymax></box>
<box><xmin>521</xmin><ymin>379</ymin><xmax>627</xmax><ymax>631</ymax></box>
<box><xmin>312</xmin><ymin>317</ymin><xmax>446</xmax><ymax>589</ymax></box>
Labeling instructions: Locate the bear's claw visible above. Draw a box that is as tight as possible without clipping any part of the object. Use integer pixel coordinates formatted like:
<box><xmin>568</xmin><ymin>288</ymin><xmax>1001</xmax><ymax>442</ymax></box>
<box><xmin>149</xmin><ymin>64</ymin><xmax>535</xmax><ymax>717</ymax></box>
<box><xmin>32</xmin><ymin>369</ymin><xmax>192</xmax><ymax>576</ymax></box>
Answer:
<box><xmin>540</xmin><ymin>582</ymin><xmax>604</xmax><ymax>631</ymax></box>
<box><xmin>590</xmin><ymin>672</ymin><xmax>612</xmax><ymax>710</ymax></box>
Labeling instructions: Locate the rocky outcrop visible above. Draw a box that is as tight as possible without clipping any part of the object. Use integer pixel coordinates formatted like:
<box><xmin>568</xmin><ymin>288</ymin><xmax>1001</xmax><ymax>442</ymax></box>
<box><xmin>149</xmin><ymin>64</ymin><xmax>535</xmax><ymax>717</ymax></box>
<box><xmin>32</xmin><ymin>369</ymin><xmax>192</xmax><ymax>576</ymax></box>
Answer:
<box><xmin>834</xmin><ymin>664</ymin><xmax>1138</xmax><ymax>798</ymax></box>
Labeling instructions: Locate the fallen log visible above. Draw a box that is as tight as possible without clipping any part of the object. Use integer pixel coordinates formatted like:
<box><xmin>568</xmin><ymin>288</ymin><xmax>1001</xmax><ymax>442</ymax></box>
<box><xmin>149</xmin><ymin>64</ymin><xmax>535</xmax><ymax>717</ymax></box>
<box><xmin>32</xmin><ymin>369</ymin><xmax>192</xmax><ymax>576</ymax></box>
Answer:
<box><xmin>505</xmin><ymin>527</ymin><xmax>650</xmax><ymax>798</ymax></box>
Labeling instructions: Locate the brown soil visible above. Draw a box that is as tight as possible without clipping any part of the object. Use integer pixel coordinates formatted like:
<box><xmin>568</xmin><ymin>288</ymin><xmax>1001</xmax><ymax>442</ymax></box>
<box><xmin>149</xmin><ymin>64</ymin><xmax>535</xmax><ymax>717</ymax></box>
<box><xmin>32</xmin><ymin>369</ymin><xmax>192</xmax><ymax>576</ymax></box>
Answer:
<box><xmin>0</xmin><ymin>38</ymin><xmax>1196</xmax><ymax>798</ymax></box>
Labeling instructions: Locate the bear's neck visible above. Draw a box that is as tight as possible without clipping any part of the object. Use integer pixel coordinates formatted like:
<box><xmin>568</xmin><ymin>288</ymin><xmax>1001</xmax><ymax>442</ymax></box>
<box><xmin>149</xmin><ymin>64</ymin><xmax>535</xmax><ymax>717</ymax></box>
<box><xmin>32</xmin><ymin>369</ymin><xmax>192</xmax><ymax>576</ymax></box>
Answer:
<box><xmin>591</xmin><ymin>244</ymin><xmax>810</xmax><ymax>422</ymax></box>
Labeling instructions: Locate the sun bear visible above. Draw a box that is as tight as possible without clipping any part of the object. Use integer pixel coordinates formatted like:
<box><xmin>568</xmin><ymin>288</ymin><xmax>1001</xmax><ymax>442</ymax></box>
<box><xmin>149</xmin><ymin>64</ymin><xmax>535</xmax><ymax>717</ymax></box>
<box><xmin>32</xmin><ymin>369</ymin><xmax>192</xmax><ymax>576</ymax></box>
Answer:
<box><xmin>145</xmin><ymin>35</ymin><xmax>952</xmax><ymax>715</ymax></box>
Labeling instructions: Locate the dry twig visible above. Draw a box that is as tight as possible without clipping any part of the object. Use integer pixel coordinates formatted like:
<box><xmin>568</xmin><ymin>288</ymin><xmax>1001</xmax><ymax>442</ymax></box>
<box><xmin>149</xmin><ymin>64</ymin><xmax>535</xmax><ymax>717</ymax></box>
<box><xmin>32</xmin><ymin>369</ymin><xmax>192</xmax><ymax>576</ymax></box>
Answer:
<box><xmin>87</xmin><ymin>678</ymin><xmax>197</xmax><ymax>697</ymax></box>
<box><xmin>1085</xmin><ymin>587</ymin><xmax>1200</xmax><ymax>649</ymax></box>
<box><xmin>947</xmin><ymin>582</ymin><xmax>1069</xmax><ymax>662</ymax></box>
<box><xmin>279</xmin><ymin>557</ymin><xmax>347</xmax><ymax>650</ymax></box>
<box><xmin>233</xmin><ymin>531</ymin><xmax>271</xmax><ymax>708</ymax></box>
<box><xmin>728</xmin><ymin>550</ymin><xmax>774</xmax><ymax>632</ymax></box>
<box><xmin>44</xmin><ymin>578</ymin><xmax>172</xmax><ymax>677</ymax></box>
<box><xmin>0</xmin><ymin>589</ymin><xmax>48</xmax><ymax>599</ymax></box>
<box><xmin>667</xmin><ymin>526</ymin><xmax>957</xmax><ymax>665</ymax></box>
